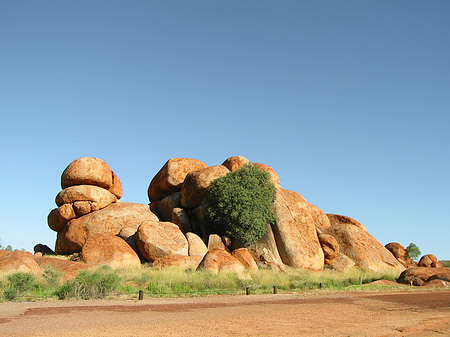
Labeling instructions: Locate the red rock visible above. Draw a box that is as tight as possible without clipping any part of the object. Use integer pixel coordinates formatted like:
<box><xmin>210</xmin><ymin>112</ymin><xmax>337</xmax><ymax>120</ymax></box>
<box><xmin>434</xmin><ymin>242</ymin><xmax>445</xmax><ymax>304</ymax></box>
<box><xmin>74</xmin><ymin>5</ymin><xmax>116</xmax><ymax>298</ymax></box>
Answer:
<box><xmin>207</xmin><ymin>234</ymin><xmax>226</xmax><ymax>250</ymax></box>
<box><xmin>148</xmin><ymin>158</ymin><xmax>208</xmax><ymax>202</ymax></box>
<box><xmin>272</xmin><ymin>187</ymin><xmax>324</xmax><ymax>271</ymax></box>
<box><xmin>81</xmin><ymin>233</ymin><xmax>141</xmax><ymax>269</ymax></box>
<box><xmin>318</xmin><ymin>233</ymin><xmax>339</xmax><ymax>260</ymax></box>
<box><xmin>185</xmin><ymin>232</ymin><xmax>207</xmax><ymax>257</ymax></box>
<box><xmin>0</xmin><ymin>250</ymin><xmax>41</xmax><ymax>275</ymax></box>
<box><xmin>136</xmin><ymin>220</ymin><xmax>188</xmax><ymax>262</ymax></box>
<box><xmin>171</xmin><ymin>208</ymin><xmax>191</xmax><ymax>233</ymax></box>
<box><xmin>246</xmin><ymin>223</ymin><xmax>284</xmax><ymax>269</ymax></box>
<box><xmin>181</xmin><ymin>165</ymin><xmax>229</xmax><ymax>209</ymax></box>
<box><xmin>197</xmin><ymin>248</ymin><xmax>245</xmax><ymax>274</ymax></box>
<box><xmin>325</xmin><ymin>253</ymin><xmax>356</xmax><ymax>272</ymax></box>
<box><xmin>55</xmin><ymin>185</ymin><xmax>117</xmax><ymax>208</ymax></box>
<box><xmin>152</xmin><ymin>255</ymin><xmax>203</xmax><ymax>270</ymax></box>
<box><xmin>327</xmin><ymin>214</ymin><xmax>368</xmax><ymax>232</ymax></box>
<box><xmin>309</xmin><ymin>204</ymin><xmax>331</xmax><ymax>229</ymax></box>
<box><xmin>34</xmin><ymin>256</ymin><xmax>91</xmax><ymax>281</ymax></box>
<box><xmin>154</xmin><ymin>192</ymin><xmax>181</xmax><ymax>221</ymax></box>
<box><xmin>55</xmin><ymin>202</ymin><xmax>159</xmax><ymax>255</ymax></box>
<box><xmin>232</xmin><ymin>248</ymin><xmax>258</xmax><ymax>271</ymax></box>
<box><xmin>385</xmin><ymin>242</ymin><xmax>414</xmax><ymax>267</ymax></box>
<box><xmin>222</xmin><ymin>156</ymin><xmax>250</xmax><ymax>171</ymax></box>
<box><xmin>397</xmin><ymin>267</ymin><xmax>450</xmax><ymax>286</ymax></box>
<box><xmin>418</xmin><ymin>254</ymin><xmax>443</xmax><ymax>268</ymax></box>
<box><xmin>47</xmin><ymin>204</ymin><xmax>76</xmax><ymax>232</ymax></box>
<box><xmin>253</xmin><ymin>163</ymin><xmax>280</xmax><ymax>185</ymax></box>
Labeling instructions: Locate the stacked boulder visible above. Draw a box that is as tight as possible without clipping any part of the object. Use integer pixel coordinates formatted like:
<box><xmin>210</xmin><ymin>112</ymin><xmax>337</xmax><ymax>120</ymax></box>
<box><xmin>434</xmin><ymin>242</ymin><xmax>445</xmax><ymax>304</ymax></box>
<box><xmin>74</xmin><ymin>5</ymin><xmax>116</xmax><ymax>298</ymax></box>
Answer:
<box><xmin>385</xmin><ymin>242</ymin><xmax>414</xmax><ymax>268</ymax></box>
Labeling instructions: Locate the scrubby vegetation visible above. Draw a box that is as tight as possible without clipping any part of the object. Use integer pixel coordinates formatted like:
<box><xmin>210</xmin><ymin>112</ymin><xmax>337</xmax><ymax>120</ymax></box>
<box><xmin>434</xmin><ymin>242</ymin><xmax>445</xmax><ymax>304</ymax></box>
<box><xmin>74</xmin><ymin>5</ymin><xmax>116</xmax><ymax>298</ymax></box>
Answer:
<box><xmin>203</xmin><ymin>164</ymin><xmax>276</xmax><ymax>246</ymax></box>
<box><xmin>0</xmin><ymin>265</ymin><xmax>406</xmax><ymax>301</ymax></box>
<box><xmin>406</xmin><ymin>242</ymin><xmax>421</xmax><ymax>261</ymax></box>
<box><xmin>440</xmin><ymin>260</ymin><xmax>450</xmax><ymax>267</ymax></box>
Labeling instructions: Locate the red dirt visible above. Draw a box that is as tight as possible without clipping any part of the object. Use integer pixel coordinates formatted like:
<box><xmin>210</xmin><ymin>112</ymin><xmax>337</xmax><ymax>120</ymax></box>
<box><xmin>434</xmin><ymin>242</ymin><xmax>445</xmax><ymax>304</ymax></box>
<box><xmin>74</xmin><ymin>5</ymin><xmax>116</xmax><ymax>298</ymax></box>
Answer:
<box><xmin>0</xmin><ymin>290</ymin><xmax>449</xmax><ymax>336</ymax></box>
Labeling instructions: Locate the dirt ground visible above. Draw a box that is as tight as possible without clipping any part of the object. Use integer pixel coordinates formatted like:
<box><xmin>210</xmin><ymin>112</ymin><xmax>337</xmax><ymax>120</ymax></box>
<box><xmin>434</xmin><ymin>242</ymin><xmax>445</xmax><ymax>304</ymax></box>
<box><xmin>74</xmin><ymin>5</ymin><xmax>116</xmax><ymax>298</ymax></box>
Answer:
<box><xmin>0</xmin><ymin>290</ymin><xmax>449</xmax><ymax>337</ymax></box>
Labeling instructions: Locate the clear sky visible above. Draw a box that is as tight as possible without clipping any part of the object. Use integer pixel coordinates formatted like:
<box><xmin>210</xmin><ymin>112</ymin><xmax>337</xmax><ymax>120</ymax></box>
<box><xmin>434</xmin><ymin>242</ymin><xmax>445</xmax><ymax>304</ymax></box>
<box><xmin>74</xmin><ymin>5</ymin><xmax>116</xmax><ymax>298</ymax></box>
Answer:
<box><xmin>1</xmin><ymin>1</ymin><xmax>449</xmax><ymax>259</ymax></box>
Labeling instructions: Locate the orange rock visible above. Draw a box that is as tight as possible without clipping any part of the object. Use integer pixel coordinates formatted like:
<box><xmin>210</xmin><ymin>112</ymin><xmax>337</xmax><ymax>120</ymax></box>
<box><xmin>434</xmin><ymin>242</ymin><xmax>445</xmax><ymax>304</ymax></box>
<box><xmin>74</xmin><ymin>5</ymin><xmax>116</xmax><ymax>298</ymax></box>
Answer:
<box><xmin>197</xmin><ymin>248</ymin><xmax>245</xmax><ymax>274</ymax></box>
<box><xmin>55</xmin><ymin>185</ymin><xmax>117</xmax><ymax>208</ymax></box>
<box><xmin>148</xmin><ymin>158</ymin><xmax>208</xmax><ymax>202</ymax></box>
<box><xmin>232</xmin><ymin>248</ymin><xmax>258</xmax><ymax>271</ymax></box>
<box><xmin>185</xmin><ymin>232</ymin><xmax>207</xmax><ymax>257</ymax></box>
<box><xmin>418</xmin><ymin>254</ymin><xmax>443</xmax><ymax>268</ymax></box>
<box><xmin>152</xmin><ymin>255</ymin><xmax>203</xmax><ymax>270</ymax></box>
<box><xmin>55</xmin><ymin>202</ymin><xmax>159</xmax><ymax>255</ymax></box>
<box><xmin>181</xmin><ymin>165</ymin><xmax>229</xmax><ymax>209</ymax></box>
<box><xmin>47</xmin><ymin>204</ymin><xmax>76</xmax><ymax>232</ymax></box>
<box><xmin>325</xmin><ymin>253</ymin><xmax>356</xmax><ymax>272</ymax></box>
<box><xmin>318</xmin><ymin>233</ymin><xmax>339</xmax><ymax>260</ymax></box>
<box><xmin>136</xmin><ymin>220</ymin><xmax>188</xmax><ymax>262</ymax></box>
<box><xmin>154</xmin><ymin>192</ymin><xmax>181</xmax><ymax>221</ymax></box>
<box><xmin>327</xmin><ymin>214</ymin><xmax>368</xmax><ymax>232</ymax></box>
<box><xmin>61</xmin><ymin>157</ymin><xmax>122</xmax><ymax>198</ymax></box>
<box><xmin>246</xmin><ymin>223</ymin><xmax>284</xmax><ymax>268</ymax></box>
<box><xmin>81</xmin><ymin>234</ymin><xmax>141</xmax><ymax>269</ymax></box>
<box><xmin>385</xmin><ymin>242</ymin><xmax>414</xmax><ymax>267</ymax></box>
<box><xmin>0</xmin><ymin>250</ymin><xmax>41</xmax><ymax>275</ymax></box>
<box><xmin>222</xmin><ymin>156</ymin><xmax>250</xmax><ymax>171</ymax></box>
<box><xmin>397</xmin><ymin>267</ymin><xmax>450</xmax><ymax>286</ymax></box>
<box><xmin>34</xmin><ymin>256</ymin><xmax>91</xmax><ymax>281</ymax></box>
<box><xmin>272</xmin><ymin>187</ymin><xmax>324</xmax><ymax>271</ymax></box>
<box><xmin>309</xmin><ymin>204</ymin><xmax>331</xmax><ymax>229</ymax></box>
<box><xmin>253</xmin><ymin>163</ymin><xmax>280</xmax><ymax>185</ymax></box>
<box><xmin>171</xmin><ymin>208</ymin><xmax>191</xmax><ymax>233</ymax></box>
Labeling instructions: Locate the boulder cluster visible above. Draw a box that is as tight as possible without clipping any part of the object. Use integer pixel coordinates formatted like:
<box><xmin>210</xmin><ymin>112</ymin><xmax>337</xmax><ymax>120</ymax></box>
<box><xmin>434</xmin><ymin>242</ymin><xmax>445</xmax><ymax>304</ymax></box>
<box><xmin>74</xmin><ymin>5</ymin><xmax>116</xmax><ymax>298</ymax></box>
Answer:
<box><xmin>0</xmin><ymin>156</ymin><xmax>448</xmax><ymax>287</ymax></box>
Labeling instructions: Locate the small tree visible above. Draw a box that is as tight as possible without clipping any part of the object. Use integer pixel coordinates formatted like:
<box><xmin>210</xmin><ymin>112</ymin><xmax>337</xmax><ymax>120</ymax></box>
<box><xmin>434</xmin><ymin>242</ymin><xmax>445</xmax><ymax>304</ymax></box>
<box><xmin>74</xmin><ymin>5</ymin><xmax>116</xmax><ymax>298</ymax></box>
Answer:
<box><xmin>406</xmin><ymin>242</ymin><xmax>421</xmax><ymax>261</ymax></box>
<box><xmin>203</xmin><ymin>164</ymin><xmax>276</xmax><ymax>246</ymax></box>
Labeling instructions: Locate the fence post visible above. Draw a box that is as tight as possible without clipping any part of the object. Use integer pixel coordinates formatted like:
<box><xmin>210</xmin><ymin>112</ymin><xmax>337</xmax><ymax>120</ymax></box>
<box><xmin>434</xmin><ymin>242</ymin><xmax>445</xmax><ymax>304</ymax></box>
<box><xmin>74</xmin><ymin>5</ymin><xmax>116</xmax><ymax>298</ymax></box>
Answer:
<box><xmin>359</xmin><ymin>276</ymin><xmax>363</xmax><ymax>285</ymax></box>
<box><xmin>246</xmin><ymin>287</ymin><xmax>250</xmax><ymax>295</ymax></box>
<box><xmin>273</xmin><ymin>286</ymin><xmax>277</xmax><ymax>294</ymax></box>
<box><xmin>319</xmin><ymin>282</ymin><xmax>323</xmax><ymax>289</ymax></box>
<box><xmin>138</xmin><ymin>290</ymin><xmax>144</xmax><ymax>300</ymax></box>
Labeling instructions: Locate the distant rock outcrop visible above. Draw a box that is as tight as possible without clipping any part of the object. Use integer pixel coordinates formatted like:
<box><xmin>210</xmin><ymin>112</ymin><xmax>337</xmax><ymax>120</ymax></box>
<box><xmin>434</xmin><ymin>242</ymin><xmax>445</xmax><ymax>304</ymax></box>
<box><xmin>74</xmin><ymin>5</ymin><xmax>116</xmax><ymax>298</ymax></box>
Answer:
<box><xmin>385</xmin><ymin>242</ymin><xmax>414</xmax><ymax>267</ymax></box>
<box><xmin>397</xmin><ymin>267</ymin><xmax>450</xmax><ymax>287</ymax></box>
<box><xmin>418</xmin><ymin>254</ymin><xmax>443</xmax><ymax>268</ymax></box>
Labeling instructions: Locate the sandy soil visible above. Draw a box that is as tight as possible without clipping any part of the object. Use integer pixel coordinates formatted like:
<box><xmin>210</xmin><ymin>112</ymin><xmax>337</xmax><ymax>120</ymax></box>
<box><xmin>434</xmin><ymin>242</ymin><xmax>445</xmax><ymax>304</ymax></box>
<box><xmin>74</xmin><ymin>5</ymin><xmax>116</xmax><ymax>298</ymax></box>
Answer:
<box><xmin>0</xmin><ymin>290</ymin><xmax>449</xmax><ymax>337</ymax></box>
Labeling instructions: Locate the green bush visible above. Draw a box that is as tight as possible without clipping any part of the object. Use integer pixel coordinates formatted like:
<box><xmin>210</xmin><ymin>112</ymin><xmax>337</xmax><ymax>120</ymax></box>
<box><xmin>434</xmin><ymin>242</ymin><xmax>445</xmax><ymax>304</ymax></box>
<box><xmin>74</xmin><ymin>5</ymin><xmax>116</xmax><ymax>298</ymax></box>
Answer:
<box><xmin>54</xmin><ymin>266</ymin><xmax>120</xmax><ymax>299</ymax></box>
<box><xmin>3</xmin><ymin>272</ymin><xmax>38</xmax><ymax>300</ymax></box>
<box><xmin>203</xmin><ymin>163</ymin><xmax>276</xmax><ymax>246</ymax></box>
<box><xmin>406</xmin><ymin>243</ymin><xmax>421</xmax><ymax>261</ymax></box>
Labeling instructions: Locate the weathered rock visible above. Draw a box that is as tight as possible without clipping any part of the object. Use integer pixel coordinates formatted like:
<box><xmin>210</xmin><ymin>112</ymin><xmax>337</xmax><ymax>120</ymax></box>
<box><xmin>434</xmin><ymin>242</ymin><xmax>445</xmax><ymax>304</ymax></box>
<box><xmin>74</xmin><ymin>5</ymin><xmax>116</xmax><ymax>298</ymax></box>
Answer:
<box><xmin>56</xmin><ymin>185</ymin><xmax>117</xmax><ymax>208</ymax></box>
<box><xmin>181</xmin><ymin>165</ymin><xmax>229</xmax><ymax>209</ymax></box>
<box><xmin>418</xmin><ymin>254</ymin><xmax>443</xmax><ymax>268</ymax></box>
<box><xmin>253</xmin><ymin>163</ymin><xmax>280</xmax><ymax>185</ymax></box>
<box><xmin>155</xmin><ymin>192</ymin><xmax>181</xmax><ymax>221</ymax></box>
<box><xmin>55</xmin><ymin>202</ymin><xmax>159</xmax><ymax>255</ymax></box>
<box><xmin>385</xmin><ymin>242</ymin><xmax>414</xmax><ymax>267</ymax></box>
<box><xmin>246</xmin><ymin>223</ymin><xmax>284</xmax><ymax>267</ymax></box>
<box><xmin>186</xmin><ymin>232</ymin><xmax>207</xmax><ymax>257</ymax></box>
<box><xmin>187</xmin><ymin>206</ymin><xmax>209</xmax><ymax>239</ymax></box>
<box><xmin>148</xmin><ymin>158</ymin><xmax>208</xmax><ymax>202</ymax></box>
<box><xmin>0</xmin><ymin>250</ymin><xmax>41</xmax><ymax>275</ymax></box>
<box><xmin>34</xmin><ymin>244</ymin><xmax>55</xmax><ymax>256</ymax></box>
<box><xmin>397</xmin><ymin>267</ymin><xmax>450</xmax><ymax>286</ymax></box>
<box><xmin>136</xmin><ymin>220</ymin><xmax>189</xmax><ymax>262</ymax></box>
<box><xmin>171</xmin><ymin>208</ymin><xmax>191</xmax><ymax>233</ymax></box>
<box><xmin>232</xmin><ymin>248</ymin><xmax>258</xmax><ymax>271</ymax></box>
<box><xmin>272</xmin><ymin>187</ymin><xmax>324</xmax><ymax>271</ymax></box>
<box><xmin>72</xmin><ymin>201</ymin><xmax>92</xmax><ymax>217</ymax></box>
<box><xmin>197</xmin><ymin>248</ymin><xmax>245</xmax><ymax>274</ymax></box>
<box><xmin>117</xmin><ymin>228</ymin><xmax>144</xmax><ymax>261</ymax></box>
<box><xmin>207</xmin><ymin>234</ymin><xmax>226</xmax><ymax>250</ymax></box>
<box><xmin>61</xmin><ymin>157</ymin><xmax>123</xmax><ymax>198</ymax></box>
<box><xmin>48</xmin><ymin>204</ymin><xmax>76</xmax><ymax>232</ymax></box>
<box><xmin>325</xmin><ymin>253</ymin><xmax>356</xmax><ymax>272</ymax></box>
<box><xmin>152</xmin><ymin>255</ymin><xmax>203</xmax><ymax>270</ymax></box>
<box><xmin>327</xmin><ymin>214</ymin><xmax>368</xmax><ymax>232</ymax></box>
<box><xmin>324</xmin><ymin>223</ymin><xmax>405</xmax><ymax>273</ymax></box>
<box><xmin>318</xmin><ymin>233</ymin><xmax>339</xmax><ymax>260</ymax></box>
<box><xmin>81</xmin><ymin>233</ymin><xmax>141</xmax><ymax>269</ymax></box>
<box><xmin>309</xmin><ymin>204</ymin><xmax>331</xmax><ymax>230</ymax></box>
<box><xmin>222</xmin><ymin>156</ymin><xmax>250</xmax><ymax>171</ymax></box>
<box><xmin>34</xmin><ymin>256</ymin><xmax>91</xmax><ymax>281</ymax></box>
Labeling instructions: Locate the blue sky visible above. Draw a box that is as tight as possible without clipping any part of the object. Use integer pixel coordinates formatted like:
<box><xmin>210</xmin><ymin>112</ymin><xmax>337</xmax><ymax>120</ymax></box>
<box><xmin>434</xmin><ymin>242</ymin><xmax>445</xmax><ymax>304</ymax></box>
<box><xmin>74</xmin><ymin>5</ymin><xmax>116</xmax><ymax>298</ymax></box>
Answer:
<box><xmin>1</xmin><ymin>1</ymin><xmax>449</xmax><ymax>259</ymax></box>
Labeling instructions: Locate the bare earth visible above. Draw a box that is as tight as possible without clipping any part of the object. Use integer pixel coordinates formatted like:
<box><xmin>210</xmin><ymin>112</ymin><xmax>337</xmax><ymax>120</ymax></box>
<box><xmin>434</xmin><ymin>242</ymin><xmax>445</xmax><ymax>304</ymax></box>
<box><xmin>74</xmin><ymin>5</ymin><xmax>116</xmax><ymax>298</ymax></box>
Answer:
<box><xmin>0</xmin><ymin>291</ymin><xmax>449</xmax><ymax>337</ymax></box>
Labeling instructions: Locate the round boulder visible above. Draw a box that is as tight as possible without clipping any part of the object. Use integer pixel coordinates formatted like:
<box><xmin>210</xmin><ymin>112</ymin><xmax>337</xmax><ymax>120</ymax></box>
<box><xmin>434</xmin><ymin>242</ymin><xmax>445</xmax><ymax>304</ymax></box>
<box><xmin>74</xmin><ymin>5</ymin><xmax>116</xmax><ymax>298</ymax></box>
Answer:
<box><xmin>418</xmin><ymin>254</ymin><xmax>443</xmax><ymax>268</ymax></box>
<box><xmin>55</xmin><ymin>185</ymin><xmax>117</xmax><ymax>208</ymax></box>
<box><xmin>222</xmin><ymin>156</ymin><xmax>250</xmax><ymax>171</ymax></box>
<box><xmin>253</xmin><ymin>163</ymin><xmax>280</xmax><ymax>185</ymax></box>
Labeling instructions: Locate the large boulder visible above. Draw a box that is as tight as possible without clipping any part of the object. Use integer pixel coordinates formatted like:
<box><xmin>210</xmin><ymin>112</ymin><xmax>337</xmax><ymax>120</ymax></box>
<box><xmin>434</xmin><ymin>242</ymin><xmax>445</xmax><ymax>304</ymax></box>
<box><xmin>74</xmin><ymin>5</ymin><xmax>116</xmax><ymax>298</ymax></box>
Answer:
<box><xmin>61</xmin><ymin>157</ymin><xmax>122</xmax><ymax>199</ymax></box>
<box><xmin>232</xmin><ymin>248</ymin><xmax>258</xmax><ymax>271</ymax></box>
<box><xmin>148</xmin><ymin>158</ymin><xmax>208</xmax><ymax>202</ymax></box>
<box><xmin>34</xmin><ymin>256</ymin><xmax>91</xmax><ymax>281</ymax></box>
<box><xmin>246</xmin><ymin>223</ymin><xmax>284</xmax><ymax>268</ymax></box>
<box><xmin>397</xmin><ymin>267</ymin><xmax>450</xmax><ymax>286</ymax></box>
<box><xmin>152</xmin><ymin>255</ymin><xmax>203</xmax><ymax>270</ymax></box>
<box><xmin>0</xmin><ymin>250</ymin><xmax>42</xmax><ymax>275</ymax></box>
<box><xmin>385</xmin><ymin>242</ymin><xmax>413</xmax><ymax>267</ymax></box>
<box><xmin>325</xmin><ymin>253</ymin><xmax>356</xmax><ymax>272</ymax></box>
<box><xmin>197</xmin><ymin>248</ymin><xmax>245</xmax><ymax>274</ymax></box>
<box><xmin>309</xmin><ymin>204</ymin><xmax>331</xmax><ymax>230</ymax></box>
<box><xmin>185</xmin><ymin>232</ymin><xmax>208</xmax><ymax>257</ymax></box>
<box><xmin>327</xmin><ymin>214</ymin><xmax>368</xmax><ymax>232</ymax></box>
<box><xmin>136</xmin><ymin>220</ymin><xmax>189</xmax><ymax>262</ymax></box>
<box><xmin>55</xmin><ymin>202</ymin><xmax>159</xmax><ymax>255</ymax></box>
<box><xmin>324</xmin><ymin>223</ymin><xmax>405</xmax><ymax>273</ymax></box>
<box><xmin>222</xmin><ymin>156</ymin><xmax>250</xmax><ymax>171</ymax></box>
<box><xmin>152</xmin><ymin>192</ymin><xmax>181</xmax><ymax>221</ymax></box>
<box><xmin>171</xmin><ymin>208</ymin><xmax>191</xmax><ymax>233</ymax></box>
<box><xmin>55</xmin><ymin>185</ymin><xmax>117</xmax><ymax>208</ymax></box>
<box><xmin>418</xmin><ymin>254</ymin><xmax>443</xmax><ymax>268</ymax></box>
<box><xmin>181</xmin><ymin>165</ymin><xmax>229</xmax><ymax>209</ymax></box>
<box><xmin>47</xmin><ymin>204</ymin><xmax>76</xmax><ymax>232</ymax></box>
<box><xmin>253</xmin><ymin>163</ymin><xmax>280</xmax><ymax>185</ymax></box>
<box><xmin>318</xmin><ymin>233</ymin><xmax>339</xmax><ymax>260</ymax></box>
<box><xmin>81</xmin><ymin>234</ymin><xmax>141</xmax><ymax>269</ymax></box>
<box><xmin>271</xmin><ymin>187</ymin><xmax>324</xmax><ymax>271</ymax></box>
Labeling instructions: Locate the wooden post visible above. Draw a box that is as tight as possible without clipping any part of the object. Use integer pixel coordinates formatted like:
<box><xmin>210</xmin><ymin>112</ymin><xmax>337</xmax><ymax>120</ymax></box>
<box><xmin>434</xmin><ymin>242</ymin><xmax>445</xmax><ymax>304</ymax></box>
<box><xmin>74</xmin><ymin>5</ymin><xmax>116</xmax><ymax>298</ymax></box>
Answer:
<box><xmin>319</xmin><ymin>282</ymin><xmax>323</xmax><ymax>289</ymax></box>
<box><xmin>273</xmin><ymin>286</ymin><xmax>277</xmax><ymax>294</ymax></box>
<box><xmin>246</xmin><ymin>287</ymin><xmax>250</xmax><ymax>295</ymax></box>
<box><xmin>138</xmin><ymin>290</ymin><xmax>144</xmax><ymax>300</ymax></box>
<box><xmin>359</xmin><ymin>277</ymin><xmax>363</xmax><ymax>285</ymax></box>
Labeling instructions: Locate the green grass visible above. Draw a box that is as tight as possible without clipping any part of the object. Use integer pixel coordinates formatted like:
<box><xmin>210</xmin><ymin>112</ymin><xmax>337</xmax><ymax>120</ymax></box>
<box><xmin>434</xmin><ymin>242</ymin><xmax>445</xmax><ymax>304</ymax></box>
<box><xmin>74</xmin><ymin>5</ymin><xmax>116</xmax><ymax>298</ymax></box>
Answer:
<box><xmin>0</xmin><ymin>265</ymin><xmax>408</xmax><ymax>301</ymax></box>
<box><xmin>440</xmin><ymin>260</ymin><xmax>450</xmax><ymax>267</ymax></box>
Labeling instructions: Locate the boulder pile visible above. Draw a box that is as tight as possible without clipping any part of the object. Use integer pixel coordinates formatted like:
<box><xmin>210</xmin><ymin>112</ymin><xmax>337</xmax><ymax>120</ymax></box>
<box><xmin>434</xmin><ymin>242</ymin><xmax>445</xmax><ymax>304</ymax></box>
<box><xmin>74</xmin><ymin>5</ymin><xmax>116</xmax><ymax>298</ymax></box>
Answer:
<box><xmin>2</xmin><ymin>155</ymin><xmax>446</xmax><ymax>285</ymax></box>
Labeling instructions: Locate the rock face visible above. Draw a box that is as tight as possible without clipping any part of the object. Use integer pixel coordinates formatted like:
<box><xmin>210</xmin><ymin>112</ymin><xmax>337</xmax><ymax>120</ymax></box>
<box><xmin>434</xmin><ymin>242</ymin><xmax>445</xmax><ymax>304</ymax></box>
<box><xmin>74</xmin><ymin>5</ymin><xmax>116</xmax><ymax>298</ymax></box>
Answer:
<box><xmin>272</xmin><ymin>187</ymin><xmax>324</xmax><ymax>271</ymax></box>
<box><xmin>397</xmin><ymin>267</ymin><xmax>450</xmax><ymax>286</ymax></box>
<box><xmin>148</xmin><ymin>158</ymin><xmax>208</xmax><ymax>202</ymax></box>
<box><xmin>232</xmin><ymin>248</ymin><xmax>258</xmax><ymax>271</ymax></box>
<box><xmin>324</xmin><ymin>223</ymin><xmax>405</xmax><ymax>273</ymax></box>
<box><xmin>222</xmin><ymin>156</ymin><xmax>250</xmax><ymax>171</ymax></box>
<box><xmin>137</xmin><ymin>220</ymin><xmax>189</xmax><ymax>262</ymax></box>
<box><xmin>385</xmin><ymin>242</ymin><xmax>413</xmax><ymax>267</ymax></box>
<box><xmin>152</xmin><ymin>255</ymin><xmax>203</xmax><ymax>270</ymax></box>
<box><xmin>197</xmin><ymin>248</ymin><xmax>245</xmax><ymax>274</ymax></box>
<box><xmin>0</xmin><ymin>250</ymin><xmax>42</xmax><ymax>275</ymax></box>
<box><xmin>327</xmin><ymin>214</ymin><xmax>368</xmax><ymax>232</ymax></box>
<box><xmin>185</xmin><ymin>232</ymin><xmax>208</xmax><ymax>257</ymax></box>
<box><xmin>56</xmin><ymin>185</ymin><xmax>117</xmax><ymax>208</ymax></box>
<box><xmin>81</xmin><ymin>233</ymin><xmax>141</xmax><ymax>269</ymax></box>
<box><xmin>152</xmin><ymin>192</ymin><xmax>182</xmax><ymax>222</ymax></box>
<box><xmin>318</xmin><ymin>233</ymin><xmax>339</xmax><ymax>260</ymax></box>
<box><xmin>34</xmin><ymin>256</ymin><xmax>90</xmax><ymax>281</ymax></box>
<box><xmin>61</xmin><ymin>157</ymin><xmax>123</xmax><ymax>198</ymax></box>
<box><xmin>55</xmin><ymin>202</ymin><xmax>158</xmax><ymax>255</ymax></box>
<box><xmin>418</xmin><ymin>254</ymin><xmax>443</xmax><ymax>268</ymax></box>
<box><xmin>181</xmin><ymin>165</ymin><xmax>229</xmax><ymax>209</ymax></box>
<box><xmin>325</xmin><ymin>253</ymin><xmax>356</xmax><ymax>272</ymax></box>
<box><xmin>246</xmin><ymin>223</ymin><xmax>284</xmax><ymax>269</ymax></box>
<box><xmin>253</xmin><ymin>163</ymin><xmax>280</xmax><ymax>185</ymax></box>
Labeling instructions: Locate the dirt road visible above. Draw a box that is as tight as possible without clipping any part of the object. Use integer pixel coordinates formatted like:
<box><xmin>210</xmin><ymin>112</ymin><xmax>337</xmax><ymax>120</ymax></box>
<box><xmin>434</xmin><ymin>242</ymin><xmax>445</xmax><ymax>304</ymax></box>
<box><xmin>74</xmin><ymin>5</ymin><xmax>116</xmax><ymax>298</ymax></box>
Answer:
<box><xmin>1</xmin><ymin>291</ymin><xmax>449</xmax><ymax>336</ymax></box>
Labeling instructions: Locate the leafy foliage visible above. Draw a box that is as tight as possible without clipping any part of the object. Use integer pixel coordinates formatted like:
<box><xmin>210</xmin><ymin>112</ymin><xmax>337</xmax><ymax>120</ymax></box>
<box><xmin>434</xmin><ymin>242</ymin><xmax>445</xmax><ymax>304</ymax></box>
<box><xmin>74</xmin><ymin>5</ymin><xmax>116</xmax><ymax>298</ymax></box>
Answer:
<box><xmin>406</xmin><ymin>242</ymin><xmax>421</xmax><ymax>261</ymax></box>
<box><xmin>203</xmin><ymin>163</ymin><xmax>276</xmax><ymax>246</ymax></box>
